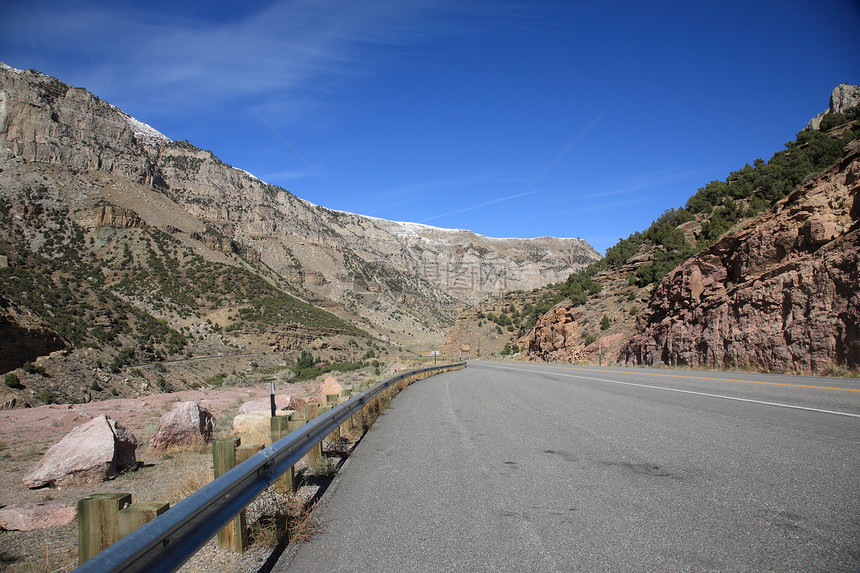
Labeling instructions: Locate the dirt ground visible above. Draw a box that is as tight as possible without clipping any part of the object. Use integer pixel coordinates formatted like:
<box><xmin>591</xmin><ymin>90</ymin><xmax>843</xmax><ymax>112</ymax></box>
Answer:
<box><xmin>0</xmin><ymin>382</ymin><xmax>318</xmax><ymax>505</ymax></box>
<box><xmin>0</xmin><ymin>379</ymin><xmax>324</xmax><ymax>572</ymax></box>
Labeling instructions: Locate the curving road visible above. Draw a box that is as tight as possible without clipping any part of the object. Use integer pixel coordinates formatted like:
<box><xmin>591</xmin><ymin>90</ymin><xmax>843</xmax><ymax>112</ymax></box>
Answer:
<box><xmin>279</xmin><ymin>361</ymin><xmax>860</xmax><ymax>572</ymax></box>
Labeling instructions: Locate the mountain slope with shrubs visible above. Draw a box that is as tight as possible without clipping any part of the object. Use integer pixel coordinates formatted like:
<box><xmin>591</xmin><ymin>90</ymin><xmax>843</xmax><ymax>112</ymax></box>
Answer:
<box><xmin>0</xmin><ymin>62</ymin><xmax>598</xmax><ymax>407</ymax></box>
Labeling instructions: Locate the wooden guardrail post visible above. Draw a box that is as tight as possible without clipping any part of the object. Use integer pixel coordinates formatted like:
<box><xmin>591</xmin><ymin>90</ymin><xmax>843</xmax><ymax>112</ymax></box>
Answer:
<box><xmin>118</xmin><ymin>502</ymin><xmax>170</xmax><ymax>540</ymax></box>
<box><xmin>304</xmin><ymin>403</ymin><xmax>322</xmax><ymax>464</ymax></box>
<box><xmin>272</xmin><ymin>416</ymin><xmax>295</xmax><ymax>492</ymax></box>
<box><xmin>78</xmin><ymin>493</ymin><xmax>132</xmax><ymax>564</ymax></box>
<box><xmin>319</xmin><ymin>404</ymin><xmax>339</xmax><ymax>443</ymax></box>
<box><xmin>213</xmin><ymin>437</ymin><xmax>249</xmax><ymax>553</ymax></box>
<box><xmin>237</xmin><ymin>443</ymin><xmax>263</xmax><ymax>462</ymax></box>
<box><xmin>338</xmin><ymin>396</ymin><xmax>351</xmax><ymax>435</ymax></box>
<box><xmin>281</xmin><ymin>417</ymin><xmax>305</xmax><ymax>492</ymax></box>
<box><xmin>270</xmin><ymin>415</ymin><xmax>290</xmax><ymax>444</ymax></box>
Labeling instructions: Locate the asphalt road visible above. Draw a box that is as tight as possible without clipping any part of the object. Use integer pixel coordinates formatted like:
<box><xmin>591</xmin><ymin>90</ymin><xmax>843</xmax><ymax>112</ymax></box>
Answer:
<box><xmin>279</xmin><ymin>361</ymin><xmax>860</xmax><ymax>572</ymax></box>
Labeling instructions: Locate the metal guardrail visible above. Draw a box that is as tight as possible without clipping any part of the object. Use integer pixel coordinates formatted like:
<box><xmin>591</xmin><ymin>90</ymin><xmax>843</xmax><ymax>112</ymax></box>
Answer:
<box><xmin>73</xmin><ymin>362</ymin><xmax>466</xmax><ymax>573</ymax></box>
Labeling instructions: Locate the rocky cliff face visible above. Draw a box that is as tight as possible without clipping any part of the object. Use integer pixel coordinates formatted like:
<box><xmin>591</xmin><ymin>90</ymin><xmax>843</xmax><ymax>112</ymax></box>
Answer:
<box><xmin>806</xmin><ymin>84</ymin><xmax>860</xmax><ymax>131</ymax></box>
<box><xmin>523</xmin><ymin>271</ymin><xmax>643</xmax><ymax>364</ymax></box>
<box><xmin>0</xmin><ymin>294</ymin><xmax>66</xmax><ymax>377</ymax></box>
<box><xmin>620</xmin><ymin>146</ymin><xmax>860</xmax><ymax>373</ymax></box>
<box><xmin>0</xmin><ymin>62</ymin><xmax>599</xmax><ymax>354</ymax></box>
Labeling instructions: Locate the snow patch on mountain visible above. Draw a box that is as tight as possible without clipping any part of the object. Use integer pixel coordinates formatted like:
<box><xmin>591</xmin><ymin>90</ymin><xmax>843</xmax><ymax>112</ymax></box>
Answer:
<box><xmin>122</xmin><ymin>113</ymin><xmax>171</xmax><ymax>144</ymax></box>
<box><xmin>0</xmin><ymin>63</ymin><xmax>23</xmax><ymax>75</ymax></box>
<box><xmin>108</xmin><ymin>105</ymin><xmax>171</xmax><ymax>144</ymax></box>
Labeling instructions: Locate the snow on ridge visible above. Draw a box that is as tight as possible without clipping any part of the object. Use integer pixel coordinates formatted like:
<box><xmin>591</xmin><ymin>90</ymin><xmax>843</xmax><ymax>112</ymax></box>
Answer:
<box><xmin>121</xmin><ymin>111</ymin><xmax>171</xmax><ymax>144</ymax></box>
<box><xmin>368</xmin><ymin>216</ymin><xmax>465</xmax><ymax>236</ymax></box>
<box><xmin>323</xmin><ymin>207</ymin><xmax>583</xmax><ymax>242</ymax></box>
<box><xmin>0</xmin><ymin>62</ymin><xmax>23</xmax><ymax>74</ymax></box>
<box><xmin>235</xmin><ymin>168</ymin><xmax>259</xmax><ymax>181</ymax></box>
<box><xmin>329</xmin><ymin>208</ymin><xmax>466</xmax><ymax>236</ymax></box>
<box><xmin>373</xmin><ymin>218</ymin><xmax>579</xmax><ymax>242</ymax></box>
<box><xmin>105</xmin><ymin>103</ymin><xmax>171</xmax><ymax>144</ymax></box>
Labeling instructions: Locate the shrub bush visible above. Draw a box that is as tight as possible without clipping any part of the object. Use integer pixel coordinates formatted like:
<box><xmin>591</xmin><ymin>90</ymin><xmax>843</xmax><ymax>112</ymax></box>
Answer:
<box><xmin>4</xmin><ymin>373</ymin><xmax>22</xmax><ymax>389</ymax></box>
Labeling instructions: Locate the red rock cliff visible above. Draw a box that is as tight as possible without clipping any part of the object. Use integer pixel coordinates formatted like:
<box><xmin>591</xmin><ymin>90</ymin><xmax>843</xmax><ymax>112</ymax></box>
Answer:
<box><xmin>621</xmin><ymin>147</ymin><xmax>860</xmax><ymax>373</ymax></box>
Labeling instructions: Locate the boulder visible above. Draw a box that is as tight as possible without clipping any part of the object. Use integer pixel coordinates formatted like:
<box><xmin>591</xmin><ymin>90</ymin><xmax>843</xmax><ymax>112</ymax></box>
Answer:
<box><xmin>23</xmin><ymin>415</ymin><xmax>137</xmax><ymax>488</ymax></box>
<box><xmin>233</xmin><ymin>411</ymin><xmax>294</xmax><ymax>446</ymax></box>
<box><xmin>148</xmin><ymin>401</ymin><xmax>215</xmax><ymax>451</ymax></box>
<box><xmin>239</xmin><ymin>399</ymin><xmax>271</xmax><ymax>414</ymax></box>
<box><xmin>0</xmin><ymin>503</ymin><xmax>76</xmax><ymax>531</ymax></box>
<box><xmin>314</xmin><ymin>376</ymin><xmax>343</xmax><ymax>402</ymax></box>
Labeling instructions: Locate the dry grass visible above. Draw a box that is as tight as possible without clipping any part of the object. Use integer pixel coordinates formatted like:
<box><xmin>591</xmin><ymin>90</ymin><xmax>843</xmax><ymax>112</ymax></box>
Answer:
<box><xmin>823</xmin><ymin>364</ymin><xmax>860</xmax><ymax>378</ymax></box>
<box><xmin>248</xmin><ymin>492</ymin><xmax>321</xmax><ymax>548</ymax></box>
<box><xmin>249</xmin><ymin>514</ymin><xmax>288</xmax><ymax>549</ymax></box>
<box><xmin>287</xmin><ymin>500</ymin><xmax>322</xmax><ymax>544</ymax></box>
<box><xmin>1</xmin><ymin>530</ymin><xmax>77</xmax><ymax>573</ymax></box>
<box><xmin>166</xmin><ymin>462</ymin><xmax>212</xmax><ymax>504</ymax></box>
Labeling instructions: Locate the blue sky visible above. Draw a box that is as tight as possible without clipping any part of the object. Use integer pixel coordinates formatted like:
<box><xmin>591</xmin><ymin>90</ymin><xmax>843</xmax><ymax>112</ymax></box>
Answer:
<box><xmin>3</xmin><ymin>1</ymin><xmax>859</xmax><ymax>253</ymax></box>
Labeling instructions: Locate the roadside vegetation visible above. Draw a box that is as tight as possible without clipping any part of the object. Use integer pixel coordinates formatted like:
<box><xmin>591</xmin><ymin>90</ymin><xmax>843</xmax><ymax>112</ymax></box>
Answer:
<box><xmin>290</xmin><ymin>350</ymin><xmax>378</xmax><ymax>382</ymax></box>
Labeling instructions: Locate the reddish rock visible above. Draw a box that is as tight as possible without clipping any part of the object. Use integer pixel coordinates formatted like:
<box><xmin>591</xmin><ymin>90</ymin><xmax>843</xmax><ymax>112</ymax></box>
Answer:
<box><xmin>525</xmin><ymin>305</ymin><xmax>586</xmax><ymax>363</ymax></box>
<box><xmin>621</xmin><ymin>149</ymin><xmax>860</xmax><ymax>374</ymax></box>
<box><xmin>239</xmin><ymin>394</ymin><xmax>306</xmax><ymax>414</ymax></box>
<box><xmin>314</xmin><ymin>376</ymin><xmax>343</xmax><ymax>402</ymax></box>
<box><xmin>23</xmin><ymin>415</ymin><xmax>137</xmax><ymax>488</ymax></box>
<box><xmin>0</xmin><ymin>503</ymin><xmax>76</xmax><ymax>531</ymax></box>
<box><xmin>148</xmin><ymin>401</ymin><xmax>215</xmax><ymax>451</ymax></box>
<box><xmin>282</xmin><ymin>394</ymin><xmax>307</xmax><ymax>413</ymax></box>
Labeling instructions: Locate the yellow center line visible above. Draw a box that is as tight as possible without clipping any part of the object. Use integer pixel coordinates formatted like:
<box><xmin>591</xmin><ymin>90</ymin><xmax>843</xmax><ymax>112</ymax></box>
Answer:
<box><xmin>520</xmin><ymin>363</ymin><xmax>860</xmax><ymax>393</ymax></box>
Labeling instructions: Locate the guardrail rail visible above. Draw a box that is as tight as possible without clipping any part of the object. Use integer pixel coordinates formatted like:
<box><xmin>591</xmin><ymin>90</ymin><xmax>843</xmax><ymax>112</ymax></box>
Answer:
<box><xmin>73</xmin><ymin>362</ymin><xmax>466</xmax><ymax>573</ymax></box>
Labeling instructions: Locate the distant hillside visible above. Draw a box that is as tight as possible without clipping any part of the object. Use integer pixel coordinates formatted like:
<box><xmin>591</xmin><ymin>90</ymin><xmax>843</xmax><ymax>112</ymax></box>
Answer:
<box><xmin>0</xmin><ymin>62</ymin><xmax>599</xmax><ymax>406</ymax></box>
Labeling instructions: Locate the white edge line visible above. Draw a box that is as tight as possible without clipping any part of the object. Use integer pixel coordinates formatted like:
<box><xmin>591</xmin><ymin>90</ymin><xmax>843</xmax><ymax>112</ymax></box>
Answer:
<box><xmin>487</xmin><ymin>365</ymin><xmax>860</xmax><ymax>419</ymax></box>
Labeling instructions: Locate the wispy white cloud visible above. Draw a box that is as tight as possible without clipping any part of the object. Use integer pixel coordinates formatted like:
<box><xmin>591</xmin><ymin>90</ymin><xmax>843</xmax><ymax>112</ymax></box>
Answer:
<box><xmin>259</xmin><ymin>169</ymin><xmax>313</xmax><ymax>181</ymax></box>
<box><xmin>5</xmin><ymin>0</ymin><xmax>515</xmax><ymax>119</ymax></box>
<box><xmin>556</xmin><ymin>195</ymin><xmax>654</xmax><ymax>215</ymax></box>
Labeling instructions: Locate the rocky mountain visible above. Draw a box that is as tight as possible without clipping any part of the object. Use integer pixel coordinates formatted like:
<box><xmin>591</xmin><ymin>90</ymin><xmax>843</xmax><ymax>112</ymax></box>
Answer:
<box><xmin>0</xmin><ymin>62</ymin><xmax>598</xmax><ymax>405</ymax></box>
<box><xmin>806</xmin><ymin>84</ymin><xmax>860</xmax><ymax>131</ymax></box>
<box><xmin>513</xmin><ymin>84</ymin><xmax>860</xmax><ymax>375</ymax></box>
<box><xmin>621</xmin><ymin>144</ymin><xmax>859</xmax><ymax>373</ymax></box>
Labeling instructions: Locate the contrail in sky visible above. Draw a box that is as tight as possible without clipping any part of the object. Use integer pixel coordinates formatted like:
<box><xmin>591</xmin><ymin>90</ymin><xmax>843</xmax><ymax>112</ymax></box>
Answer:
<box><xmin>421</xmin><ymin>189</ymin><xmax>541</xmax><ymax>223</ymax></box>
<box><xmin>255</xmin><ymin>111</ymin><xmax>357</xmax><ymax>212</ymax></box>
<box><xmin>480</xmin><ymin>108</ymin><xmax>608</xmax><ymax>235</ymax></box>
